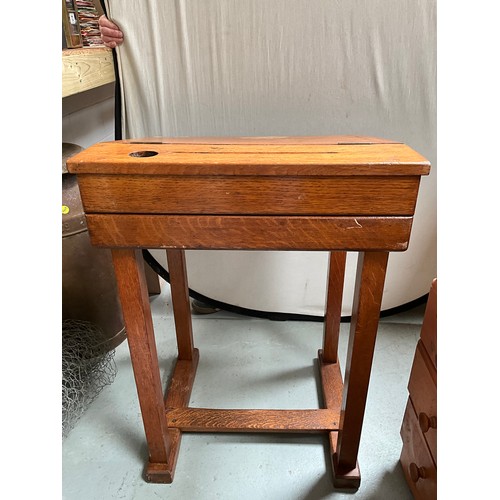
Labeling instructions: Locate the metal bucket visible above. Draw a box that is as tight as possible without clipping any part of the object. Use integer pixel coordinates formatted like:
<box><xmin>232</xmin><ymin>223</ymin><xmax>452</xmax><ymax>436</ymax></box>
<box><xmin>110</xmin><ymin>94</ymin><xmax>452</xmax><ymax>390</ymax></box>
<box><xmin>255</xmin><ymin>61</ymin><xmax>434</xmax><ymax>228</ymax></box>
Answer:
<box><xmin>62</xmin><ymin>143</ymin><xmax>126</xmax><ymax>351</ymax></box>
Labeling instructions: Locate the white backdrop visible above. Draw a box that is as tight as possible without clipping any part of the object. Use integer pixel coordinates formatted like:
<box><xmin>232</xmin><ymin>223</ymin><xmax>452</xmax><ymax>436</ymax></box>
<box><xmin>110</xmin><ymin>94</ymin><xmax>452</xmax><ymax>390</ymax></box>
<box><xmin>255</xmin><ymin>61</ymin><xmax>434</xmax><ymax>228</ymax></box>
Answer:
<box><xmin>104</xmin><ymin>0</ymin><xmax>436</xmax><ymax>315</ymax></box>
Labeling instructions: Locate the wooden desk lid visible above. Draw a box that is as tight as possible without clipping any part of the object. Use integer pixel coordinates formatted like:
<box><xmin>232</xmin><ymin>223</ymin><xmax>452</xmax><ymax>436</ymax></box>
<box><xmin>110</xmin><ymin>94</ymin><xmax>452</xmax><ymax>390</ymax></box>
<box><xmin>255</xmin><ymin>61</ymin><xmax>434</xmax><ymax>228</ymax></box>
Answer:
<box><xmin>67</xmin><ymin>135</ymin><xmax>430</xmax><ymax>177</ymax></box>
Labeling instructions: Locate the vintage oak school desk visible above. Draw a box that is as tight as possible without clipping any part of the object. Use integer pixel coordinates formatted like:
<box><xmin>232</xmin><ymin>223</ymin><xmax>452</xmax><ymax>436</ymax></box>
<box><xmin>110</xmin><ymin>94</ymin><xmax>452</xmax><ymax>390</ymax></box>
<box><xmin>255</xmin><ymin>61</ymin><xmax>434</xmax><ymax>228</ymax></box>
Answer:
<box><xmin>67</xmin><ymin>135</ymin><xmax>430</xmax><ymax>490</ymax></box>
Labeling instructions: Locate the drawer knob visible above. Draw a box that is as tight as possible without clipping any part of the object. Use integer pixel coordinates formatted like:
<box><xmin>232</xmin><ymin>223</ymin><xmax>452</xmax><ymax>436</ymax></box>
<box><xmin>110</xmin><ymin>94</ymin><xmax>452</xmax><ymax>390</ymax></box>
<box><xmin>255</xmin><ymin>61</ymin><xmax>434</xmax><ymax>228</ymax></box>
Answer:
<box><xmin>418</xmin><ymin>412</ymin><xmax>437</xmax><ymax>433</ymax></box>
<box><xmin>409</xmin><ymin>462</ymin><xmax>427</xmax><ymax>483</ymax></box>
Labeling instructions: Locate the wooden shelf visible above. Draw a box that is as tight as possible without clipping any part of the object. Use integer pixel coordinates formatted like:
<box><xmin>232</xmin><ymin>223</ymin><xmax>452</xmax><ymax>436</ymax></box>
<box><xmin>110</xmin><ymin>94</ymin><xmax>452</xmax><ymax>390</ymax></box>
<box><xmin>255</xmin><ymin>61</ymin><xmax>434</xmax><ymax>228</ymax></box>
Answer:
<box><xmin>62</xmin><ymin>47</ymin><xmax>115</xmax><ymax>98</ymax></box>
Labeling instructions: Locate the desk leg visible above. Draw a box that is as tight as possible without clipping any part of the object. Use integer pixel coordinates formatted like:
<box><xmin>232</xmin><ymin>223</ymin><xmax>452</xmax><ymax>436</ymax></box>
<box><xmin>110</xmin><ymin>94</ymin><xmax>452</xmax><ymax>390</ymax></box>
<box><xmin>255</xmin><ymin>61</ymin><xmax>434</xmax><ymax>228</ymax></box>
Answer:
<box><xmin>323</xmin><ymin>251</ymin><xmax>347</xmax><ymax>363</ymax></box>
<box><xmin>332</xmin><ymin>251</ymin><xmax>389</xmax><ymax>489</ymax></box>
<box><xmin>144</xmin><ymin>255</ymin><xmax>161</xmax><ymax>295</ymax></box>
<box><xmin>166</xmin><ymin>249</ymin><xmax>195</xmax><ymax>360</ymax></box>
<box><xmin>111</xmin><ymin>249</ymin><xmax>173</xmax><ymax>482</ymax></box>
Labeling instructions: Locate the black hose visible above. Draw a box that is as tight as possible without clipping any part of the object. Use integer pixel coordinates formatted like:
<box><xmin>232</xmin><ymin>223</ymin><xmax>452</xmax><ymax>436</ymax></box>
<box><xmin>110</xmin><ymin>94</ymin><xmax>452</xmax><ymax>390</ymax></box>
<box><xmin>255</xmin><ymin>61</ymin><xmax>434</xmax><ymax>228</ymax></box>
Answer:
<box><xmin>142</xmin><ymin>249</ymin><xmax>325</xmax><ymax>322</ymax></box>
<box><xmin>142</xmin><ymin>250</ymin><xmax>428</xmax><ymax>323</ymax></box>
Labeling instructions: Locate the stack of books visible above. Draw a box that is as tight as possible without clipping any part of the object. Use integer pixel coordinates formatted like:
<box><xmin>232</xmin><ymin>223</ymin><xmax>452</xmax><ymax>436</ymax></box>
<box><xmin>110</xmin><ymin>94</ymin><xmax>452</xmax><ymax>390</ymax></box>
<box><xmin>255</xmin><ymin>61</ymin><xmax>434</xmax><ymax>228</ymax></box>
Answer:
<box><xmin>76</xmin><ymin>0</ymin><xmax>104</xmax><ymax>47</ymax></box>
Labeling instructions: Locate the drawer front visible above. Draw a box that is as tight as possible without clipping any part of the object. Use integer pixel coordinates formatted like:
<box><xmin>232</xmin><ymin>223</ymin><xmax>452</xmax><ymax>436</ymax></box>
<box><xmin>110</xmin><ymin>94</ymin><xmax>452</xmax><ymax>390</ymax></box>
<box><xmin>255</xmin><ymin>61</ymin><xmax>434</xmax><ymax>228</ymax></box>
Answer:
<box><xmin>400</xmin><ymin>399</ymin><xmax>437</xmax><ymax>500</ymax></box>
<box><xmin>408</xmin><ymin>341</ymin><xmax>437</xmax><ymax>460</ymax></box>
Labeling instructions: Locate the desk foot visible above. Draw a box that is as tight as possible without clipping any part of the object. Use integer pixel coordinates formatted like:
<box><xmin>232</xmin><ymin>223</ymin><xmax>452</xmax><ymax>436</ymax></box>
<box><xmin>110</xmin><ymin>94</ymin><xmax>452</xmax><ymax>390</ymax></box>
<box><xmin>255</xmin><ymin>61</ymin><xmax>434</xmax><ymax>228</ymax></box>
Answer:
<box><xmin>144</xmin><ymin>428</ymin><xmax>183</xmax><ymax>483</ymax></box>
<box><xmin>318</xmin><ymin>349</ymin><xmax>361</xmax><ymax>490</ymax></box>
<box><xmin>329</xmin><ymin>432</ymin><xmax>361</xmax><ymax>489</ymax></box>
<box><xmin>145</xmin><ymin>461</ymin><xmax>174</xmax><ymax>483</ymax></box>
<box><xmin>145</xmin><ymin>349</ymin><xmax>199</xmax><ymax>483</ymax></box>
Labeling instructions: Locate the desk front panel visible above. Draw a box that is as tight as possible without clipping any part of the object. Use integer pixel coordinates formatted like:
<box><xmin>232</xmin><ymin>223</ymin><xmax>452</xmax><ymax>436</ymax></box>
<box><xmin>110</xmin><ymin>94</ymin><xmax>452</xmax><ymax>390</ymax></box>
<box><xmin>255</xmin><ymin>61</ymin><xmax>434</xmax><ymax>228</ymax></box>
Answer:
<box><xmin>77</xmin><ymin>174</ymin><xmax>421</xmax><ymax>216</ymax></box>
<box><xmin>85</xmin><ymin>214</ymin><xmax>413</xmax><ymax>251</ymax></box>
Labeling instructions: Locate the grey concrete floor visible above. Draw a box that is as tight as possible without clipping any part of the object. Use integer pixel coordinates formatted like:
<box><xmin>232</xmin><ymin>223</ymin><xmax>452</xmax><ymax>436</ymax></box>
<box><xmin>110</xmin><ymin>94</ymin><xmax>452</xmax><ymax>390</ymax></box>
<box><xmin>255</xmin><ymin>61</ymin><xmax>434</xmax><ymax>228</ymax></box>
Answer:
<box><xmin>62</xmin><ymin>282</ymin><xmax>425</xmax><ymax>500</ymax></box>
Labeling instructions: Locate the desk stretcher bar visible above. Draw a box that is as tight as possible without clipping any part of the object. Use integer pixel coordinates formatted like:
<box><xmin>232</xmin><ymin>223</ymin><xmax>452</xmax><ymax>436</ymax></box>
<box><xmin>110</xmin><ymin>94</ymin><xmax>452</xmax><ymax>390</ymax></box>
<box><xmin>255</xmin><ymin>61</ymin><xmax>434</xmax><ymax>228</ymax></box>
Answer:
<box><xmin>67</xmin><ymin>136</ymin><xmax>430</xmax><ymax>489</ymax></box>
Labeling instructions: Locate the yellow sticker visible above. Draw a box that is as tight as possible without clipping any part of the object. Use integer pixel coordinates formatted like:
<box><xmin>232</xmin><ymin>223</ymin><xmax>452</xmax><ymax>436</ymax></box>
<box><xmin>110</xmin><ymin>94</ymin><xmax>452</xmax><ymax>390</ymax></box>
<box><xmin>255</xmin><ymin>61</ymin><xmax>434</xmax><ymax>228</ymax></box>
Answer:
<box><xmin>62</xmin><ymin>205</ymin><xmax>70</xmax><ymax>215</ymax></box>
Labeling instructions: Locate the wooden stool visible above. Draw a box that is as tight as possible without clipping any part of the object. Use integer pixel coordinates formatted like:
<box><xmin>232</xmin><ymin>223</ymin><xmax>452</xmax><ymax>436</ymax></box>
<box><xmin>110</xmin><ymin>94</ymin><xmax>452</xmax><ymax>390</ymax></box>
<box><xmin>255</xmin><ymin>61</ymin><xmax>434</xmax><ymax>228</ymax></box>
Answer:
<box><xmin>67</xmin><ymin>135</ymin><xmax>430</xmax><ymax>490</ymax></box>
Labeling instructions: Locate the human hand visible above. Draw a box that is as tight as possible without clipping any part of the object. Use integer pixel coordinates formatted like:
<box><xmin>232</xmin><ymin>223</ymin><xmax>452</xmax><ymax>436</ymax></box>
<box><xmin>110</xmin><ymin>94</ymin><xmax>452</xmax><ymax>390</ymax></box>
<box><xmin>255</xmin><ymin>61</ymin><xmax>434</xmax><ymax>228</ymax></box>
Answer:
<box><xmin>99</xmin><ymin>15</ymin><xmax>124</xmax><ymax>48</ymax></box>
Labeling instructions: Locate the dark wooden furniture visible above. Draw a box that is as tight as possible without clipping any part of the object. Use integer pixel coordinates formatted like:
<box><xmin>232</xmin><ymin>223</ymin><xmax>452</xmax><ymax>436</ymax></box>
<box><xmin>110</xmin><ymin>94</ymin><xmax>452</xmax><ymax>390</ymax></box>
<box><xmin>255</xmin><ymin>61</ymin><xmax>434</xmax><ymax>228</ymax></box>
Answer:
<box><xmin>400</xmin><ymin>278</ymin><xmax>437</xmax><ymax>498</ymax></box>
<box><xmin>67</xmin><ymin>135</ymin><xmax>430</xmax><ymax>490</ymax></box>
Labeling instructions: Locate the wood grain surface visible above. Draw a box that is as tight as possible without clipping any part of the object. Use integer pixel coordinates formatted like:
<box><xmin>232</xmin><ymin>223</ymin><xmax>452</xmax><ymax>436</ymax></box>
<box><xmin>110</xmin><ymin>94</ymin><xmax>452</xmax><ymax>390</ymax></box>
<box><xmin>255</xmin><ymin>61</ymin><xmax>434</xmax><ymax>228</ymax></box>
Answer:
<box><xmin>336</xmin><ymin>251</ymin><xmax>389</xmax><ymax>471</ymax></box>
<box><xmin>86</xmin><ymin>214</ymin><xmax>413</xmax><ymax>251</ymax></box>
<box><xmin>62</xmin><ymin>48</ymin><xmax>115</xmax><ymax>98</ymax></box>
<box><xmin>166</xmin><ymin>408</ymin><xmax>340</xmax><ymax>432</ymax></box>
<box><xmin>120</xmin><ymin>135</ymin><xmax>400</xmax><ymax>145</ymax></box>
<box><xmin>400</xmin><ymin>399</ymin><xmax>437</xmax><ymax>499</ymax></box>
<box><xmin>322</xmin><ymin>253</ymin><xmax>347</xmax><ymax>363</ymax></box>
<box><xmin>67</xmin><ymin>138</ymin><xmax>430</xmax><ymax>176</ymax></box>
<box><xmin>407</xmin><ymin>341</ymin><xmax>437</xmax><ymax>461</ymax></box>
<box><xmin>111</xmin><ymin>249</ymin><xmax>171</xmax><ymax>464</ymax></box>
<box><xmin>166</xmin><ymin>250</ymin><xmax>195</xmax><ymax>361</ymax></box>
<box><xmin>77</xmin><ymin>174</ymin><xmax>420</xmax><ymax>215</ymax></box>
